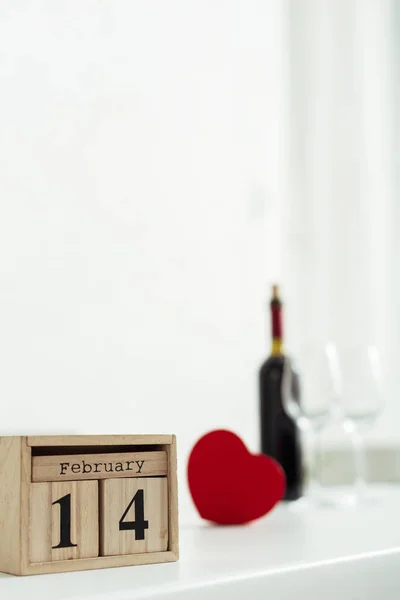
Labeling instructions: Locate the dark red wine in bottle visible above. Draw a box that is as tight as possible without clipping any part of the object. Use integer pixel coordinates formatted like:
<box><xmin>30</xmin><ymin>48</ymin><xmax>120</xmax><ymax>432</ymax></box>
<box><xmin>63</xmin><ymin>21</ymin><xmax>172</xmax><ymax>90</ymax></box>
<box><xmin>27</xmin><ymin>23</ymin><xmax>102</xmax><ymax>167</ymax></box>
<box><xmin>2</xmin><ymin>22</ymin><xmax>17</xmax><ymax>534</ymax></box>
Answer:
<box><xmin>259</xmin><ymin>285</ymin><xmax>303</xmax><ymax>501</ymax></box>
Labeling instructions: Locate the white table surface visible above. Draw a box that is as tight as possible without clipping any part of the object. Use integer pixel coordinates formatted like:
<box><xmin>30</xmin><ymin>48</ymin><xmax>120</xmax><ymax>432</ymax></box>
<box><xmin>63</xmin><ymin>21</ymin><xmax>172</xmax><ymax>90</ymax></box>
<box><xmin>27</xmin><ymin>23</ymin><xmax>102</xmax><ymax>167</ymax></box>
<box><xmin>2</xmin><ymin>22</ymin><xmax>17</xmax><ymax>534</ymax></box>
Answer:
<box><xmin>2</xmin><ymin>486</ymin><xmax>400</xmax><ymax>600</ymax></box>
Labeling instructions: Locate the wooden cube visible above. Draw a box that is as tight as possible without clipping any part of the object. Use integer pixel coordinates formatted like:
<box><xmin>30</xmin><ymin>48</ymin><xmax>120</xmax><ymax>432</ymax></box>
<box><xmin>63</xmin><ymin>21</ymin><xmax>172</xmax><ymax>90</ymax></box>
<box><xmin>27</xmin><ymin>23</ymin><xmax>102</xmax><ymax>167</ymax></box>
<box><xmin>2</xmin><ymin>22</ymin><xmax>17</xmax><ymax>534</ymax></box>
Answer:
<box><xmin>100</xmin><ymin>477</ymin><xmax>168</xmax><ymax>556</ymax></box>
<box><xmin>30</xmin><ymin>481</ymin><xmax>99</xmax><ymax>562</ymax></box>
<box><xmin>0</xmin><ymin>435</ymin><xmax>178</xmax><ymax>575</ymax></box>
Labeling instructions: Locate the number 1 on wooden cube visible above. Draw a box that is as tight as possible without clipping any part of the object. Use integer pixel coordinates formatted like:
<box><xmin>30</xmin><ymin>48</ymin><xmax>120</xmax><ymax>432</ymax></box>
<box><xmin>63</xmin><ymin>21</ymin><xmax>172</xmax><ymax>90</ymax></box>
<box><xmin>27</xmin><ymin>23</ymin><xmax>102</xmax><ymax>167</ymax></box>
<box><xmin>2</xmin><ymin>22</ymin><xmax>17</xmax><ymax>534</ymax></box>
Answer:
<box><xmin>30</xmin><ymin>481</ymin><xmax>99</xmax><ymax>562</ymax></box>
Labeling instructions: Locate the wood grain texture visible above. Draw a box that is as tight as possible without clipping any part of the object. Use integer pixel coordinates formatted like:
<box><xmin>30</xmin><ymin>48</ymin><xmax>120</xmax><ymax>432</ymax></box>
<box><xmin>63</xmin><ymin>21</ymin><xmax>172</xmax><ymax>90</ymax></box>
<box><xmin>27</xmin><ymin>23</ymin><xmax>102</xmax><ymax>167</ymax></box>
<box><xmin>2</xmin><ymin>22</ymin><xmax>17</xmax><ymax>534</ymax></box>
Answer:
<box><xmin>24</xmin><ymin>550</ymin><xmax>178</xmax><ymax>575</ymax></box>
<box><xmin>20</xmin><ymin>437</ymin><xmax>31</xmax><ymax>573</ymax></box>
<box><xmin>28</xmin><ymin>435</ymin><xmax>173</xmax><ymax>447</ymax></box>
<box><xmin>100</xmin><ymin>478</ymin><xmax>168</xmax><ymax>556</ymax></box>
<box><xmin>32</xmin><ymin>450</ymin><xmax>167</xmax><ymax>482</ymax></box>
<box><xmin>30</xmin><ymin>481</ymin><xmax>99</xmax><ymax>562</ymax></box>
<box><xmin>166</xmin><ymin>436</ymin><xmax>179</xmax><ymax>556</ymax></box>
<box><xmin>0</xmin><ymin>434</ymin><xmax>178</xmax><ymax>575</ymax></box>
<box><xmin>0</xmin><ymin>437</ymin><xmax>22</xmax><ymax>575</ymax></box>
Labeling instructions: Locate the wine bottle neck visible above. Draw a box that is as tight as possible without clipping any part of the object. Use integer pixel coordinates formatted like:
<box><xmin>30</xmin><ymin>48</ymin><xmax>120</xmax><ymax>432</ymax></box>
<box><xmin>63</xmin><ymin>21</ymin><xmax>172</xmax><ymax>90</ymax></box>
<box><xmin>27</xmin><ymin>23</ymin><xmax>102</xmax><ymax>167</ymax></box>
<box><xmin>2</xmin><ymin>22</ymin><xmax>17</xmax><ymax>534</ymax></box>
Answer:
<box><xmin>270</xmin><ymin>290</ymin><xmax>284</xmax><ymax>356</ymax></box>
<box><xmin>271</xmin><ymin>337</ymin><xmax>283</xmax><ymax>356</ymax></box>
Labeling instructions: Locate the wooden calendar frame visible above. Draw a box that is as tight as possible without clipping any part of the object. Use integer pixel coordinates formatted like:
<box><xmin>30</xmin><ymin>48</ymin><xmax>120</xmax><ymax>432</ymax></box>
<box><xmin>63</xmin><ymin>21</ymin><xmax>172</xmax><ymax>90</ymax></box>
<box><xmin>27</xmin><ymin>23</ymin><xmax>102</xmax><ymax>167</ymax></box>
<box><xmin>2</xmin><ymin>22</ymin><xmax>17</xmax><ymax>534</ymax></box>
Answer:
<box><xmin>0</xmin><ymin>435</ymin><xmax>179</xmax><ymax>575</ymax></box>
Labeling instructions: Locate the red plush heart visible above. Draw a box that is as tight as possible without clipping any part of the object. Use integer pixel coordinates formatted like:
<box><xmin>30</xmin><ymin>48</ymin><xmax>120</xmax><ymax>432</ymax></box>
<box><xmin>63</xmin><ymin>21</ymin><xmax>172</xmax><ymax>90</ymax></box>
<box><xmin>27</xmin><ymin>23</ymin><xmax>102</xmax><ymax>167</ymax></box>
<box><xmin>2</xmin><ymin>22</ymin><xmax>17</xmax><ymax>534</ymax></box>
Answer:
<box><xmin>187</xmin><ymin>429</ymin><xmax>286</xmax><ymax>525</ymax></box>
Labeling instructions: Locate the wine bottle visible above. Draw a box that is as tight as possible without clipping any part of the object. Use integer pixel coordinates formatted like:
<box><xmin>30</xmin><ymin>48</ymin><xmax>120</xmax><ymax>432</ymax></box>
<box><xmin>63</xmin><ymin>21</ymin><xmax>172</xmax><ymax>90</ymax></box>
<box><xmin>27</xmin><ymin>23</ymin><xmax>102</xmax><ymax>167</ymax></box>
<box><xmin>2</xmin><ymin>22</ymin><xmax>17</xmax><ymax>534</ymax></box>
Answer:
<box><xmin>259</xmin><ymin>285</ymin><xmax>303</xmax><ymax>500</ymax></box>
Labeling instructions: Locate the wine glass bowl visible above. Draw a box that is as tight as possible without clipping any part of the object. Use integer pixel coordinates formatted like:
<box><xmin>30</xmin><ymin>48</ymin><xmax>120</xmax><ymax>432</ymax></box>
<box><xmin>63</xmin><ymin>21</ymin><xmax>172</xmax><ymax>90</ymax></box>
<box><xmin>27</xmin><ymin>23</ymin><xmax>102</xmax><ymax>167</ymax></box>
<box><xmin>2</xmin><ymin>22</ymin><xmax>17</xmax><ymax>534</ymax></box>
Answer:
<box><xmin>338</xmin><ymin>345</ymin><xmax>384</xmax><ymax>428</ymax></box>
<box><xmin>283</xmin><ymin>343</ymin><xmax>341</xmax><ymax>429</ymax></box>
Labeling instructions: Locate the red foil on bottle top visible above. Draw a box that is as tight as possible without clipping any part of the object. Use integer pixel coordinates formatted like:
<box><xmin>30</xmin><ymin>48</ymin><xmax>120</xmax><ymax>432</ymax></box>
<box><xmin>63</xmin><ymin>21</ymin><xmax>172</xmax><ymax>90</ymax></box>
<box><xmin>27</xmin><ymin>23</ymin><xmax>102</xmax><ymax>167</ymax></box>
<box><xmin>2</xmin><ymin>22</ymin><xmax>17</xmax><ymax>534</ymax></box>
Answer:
<box><xmin>271</xmin><ymin>304</ymin><xmax>283</xmax><ymax>338</ymax></box>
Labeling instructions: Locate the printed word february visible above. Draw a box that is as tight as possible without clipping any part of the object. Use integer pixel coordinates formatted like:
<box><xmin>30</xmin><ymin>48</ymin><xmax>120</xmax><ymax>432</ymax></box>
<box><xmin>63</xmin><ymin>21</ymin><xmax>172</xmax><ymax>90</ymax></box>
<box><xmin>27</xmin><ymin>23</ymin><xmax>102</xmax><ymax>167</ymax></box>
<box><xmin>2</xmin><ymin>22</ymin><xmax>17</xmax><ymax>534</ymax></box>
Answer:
<box><xmin>59</xmin><ymin>459</ymin><xmax>145</xmax><ymax>476</ymax></box>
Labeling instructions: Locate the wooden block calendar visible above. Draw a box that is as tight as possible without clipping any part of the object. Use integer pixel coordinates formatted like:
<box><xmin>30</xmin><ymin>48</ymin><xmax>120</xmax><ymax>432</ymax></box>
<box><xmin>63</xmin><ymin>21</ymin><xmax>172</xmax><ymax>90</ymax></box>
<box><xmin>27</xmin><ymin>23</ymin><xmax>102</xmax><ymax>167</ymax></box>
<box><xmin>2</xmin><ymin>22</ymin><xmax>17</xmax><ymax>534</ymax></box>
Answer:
<box><xmin>0</xmin><ymin>435</ymin><xmax>179</xmax><ymax>575</ymax></box>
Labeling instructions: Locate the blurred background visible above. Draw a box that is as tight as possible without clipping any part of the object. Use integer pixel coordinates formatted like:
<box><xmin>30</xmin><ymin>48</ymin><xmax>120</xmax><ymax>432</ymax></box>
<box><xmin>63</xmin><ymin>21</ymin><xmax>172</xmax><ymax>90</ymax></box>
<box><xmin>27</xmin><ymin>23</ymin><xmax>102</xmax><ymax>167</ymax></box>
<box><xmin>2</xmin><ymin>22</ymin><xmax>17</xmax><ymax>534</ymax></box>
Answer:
<box><xmin>0</xmin><ymin>0</ymin><xmax>397</xmax><ymax>519</ymax></box>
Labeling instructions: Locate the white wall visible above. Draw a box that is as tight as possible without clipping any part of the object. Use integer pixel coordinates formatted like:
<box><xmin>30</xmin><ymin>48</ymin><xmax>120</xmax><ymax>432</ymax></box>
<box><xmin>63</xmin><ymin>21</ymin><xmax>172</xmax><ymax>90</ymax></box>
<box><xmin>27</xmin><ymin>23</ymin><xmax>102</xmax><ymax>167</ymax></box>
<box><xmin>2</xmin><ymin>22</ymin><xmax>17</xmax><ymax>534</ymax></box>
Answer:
<box><xmin>0</xmin><ymin>1</ymin><xmax>286</xmax><ymax>518</ymax></box>
<box><xmin>286</xmin><ymin>0</ymin><xmax>396</xmax><ymax>445</ymax></box>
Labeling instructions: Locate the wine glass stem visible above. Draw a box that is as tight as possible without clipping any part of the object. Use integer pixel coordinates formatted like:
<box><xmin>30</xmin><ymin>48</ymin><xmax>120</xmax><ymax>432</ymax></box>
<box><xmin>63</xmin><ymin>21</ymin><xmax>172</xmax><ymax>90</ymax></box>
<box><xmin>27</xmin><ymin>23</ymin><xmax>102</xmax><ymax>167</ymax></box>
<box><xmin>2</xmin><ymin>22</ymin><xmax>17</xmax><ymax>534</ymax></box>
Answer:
<box><xmin>307</xmin><ymin>425</ymin><xmax>320</xmax><ymax>498</ymax></box>
<box><xmin>352</xmin><ymin>426</ymin><xmax>367</xmax><ymax>498</ymax></box>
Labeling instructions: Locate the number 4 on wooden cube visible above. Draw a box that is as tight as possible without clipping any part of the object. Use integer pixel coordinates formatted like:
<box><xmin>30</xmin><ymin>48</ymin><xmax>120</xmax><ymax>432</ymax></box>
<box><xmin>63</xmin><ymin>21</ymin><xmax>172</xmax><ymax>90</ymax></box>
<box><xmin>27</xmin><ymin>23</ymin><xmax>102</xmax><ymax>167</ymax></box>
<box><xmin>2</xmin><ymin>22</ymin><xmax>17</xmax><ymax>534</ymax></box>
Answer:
<box><xmin>100</xmin><ymin>478</ymin><xmax>168</xmax><ymax>556</ymax></box>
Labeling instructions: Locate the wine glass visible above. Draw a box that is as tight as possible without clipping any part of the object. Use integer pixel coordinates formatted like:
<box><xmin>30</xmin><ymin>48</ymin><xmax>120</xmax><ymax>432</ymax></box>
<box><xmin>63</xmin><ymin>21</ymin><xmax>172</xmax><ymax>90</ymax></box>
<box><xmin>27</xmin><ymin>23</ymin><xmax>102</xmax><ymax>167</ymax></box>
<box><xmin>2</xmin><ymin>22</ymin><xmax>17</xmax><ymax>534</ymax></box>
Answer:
<box><xmin>282</xmin><ymin>343</ymin><xmax>341</xmax><ymax>507</ymax></box>
<box><xmin>335</xmin><ymin>344</ymin><xmax>384</xmax><ymax>504</ymax></box>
